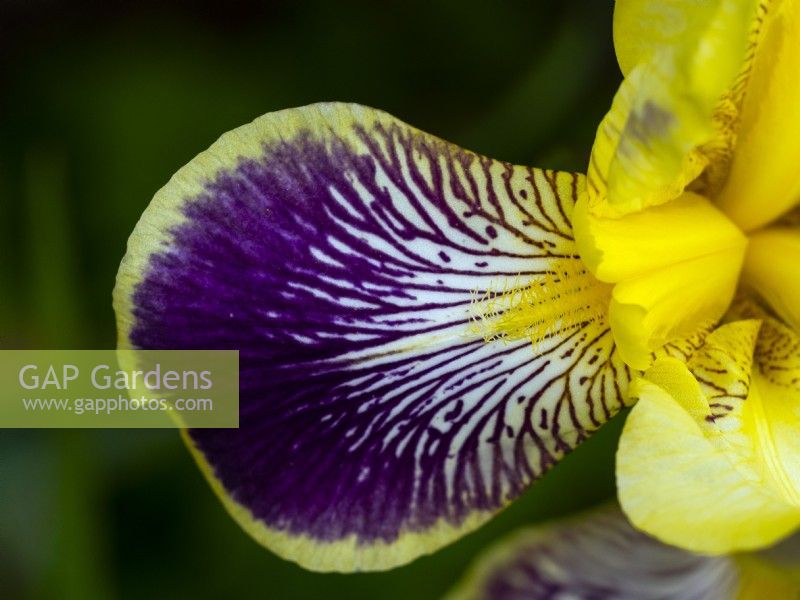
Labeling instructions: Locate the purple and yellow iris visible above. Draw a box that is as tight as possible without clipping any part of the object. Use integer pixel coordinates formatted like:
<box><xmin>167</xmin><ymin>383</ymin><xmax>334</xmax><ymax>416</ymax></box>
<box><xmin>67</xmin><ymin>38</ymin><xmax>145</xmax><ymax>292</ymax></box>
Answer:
<box><xmin>114</xmin><ymin>106</ymin><xmax>637</xmax><ymax>571</ymax></box>
<box><xmin>114</xmin><ymin>0</ymin><xmax>800</xmax><ymax>574</ymax></box>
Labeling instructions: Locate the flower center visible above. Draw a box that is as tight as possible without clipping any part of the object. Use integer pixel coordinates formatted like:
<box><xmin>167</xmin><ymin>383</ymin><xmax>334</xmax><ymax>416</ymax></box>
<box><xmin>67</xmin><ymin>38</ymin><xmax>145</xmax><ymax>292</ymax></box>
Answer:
<box><xmin>470</xmin><ymin>260</ymin><xmax>612</xmax><ymax>350</ymax></box>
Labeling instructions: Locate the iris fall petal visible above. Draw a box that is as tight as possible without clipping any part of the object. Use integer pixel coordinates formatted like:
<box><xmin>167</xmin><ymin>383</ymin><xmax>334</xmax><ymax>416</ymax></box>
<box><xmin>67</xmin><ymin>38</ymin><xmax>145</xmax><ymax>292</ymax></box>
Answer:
<box><xmin>114</xmin><ymin>103</ymin><xmax>632</xmax><ymax>571</ymax></box>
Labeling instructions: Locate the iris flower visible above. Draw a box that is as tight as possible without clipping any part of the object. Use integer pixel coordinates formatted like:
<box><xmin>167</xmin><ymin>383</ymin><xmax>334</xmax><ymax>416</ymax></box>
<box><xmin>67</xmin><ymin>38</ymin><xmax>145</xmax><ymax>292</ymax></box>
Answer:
<box><xmin>445</xmin><ymin>504</ymin><xmax>800</xmax><ymax>599</ymax></box>
<box><xmin>114</xmin><ymin>0</ymin><xmax>800</xmax><ymax>572</ymax></box>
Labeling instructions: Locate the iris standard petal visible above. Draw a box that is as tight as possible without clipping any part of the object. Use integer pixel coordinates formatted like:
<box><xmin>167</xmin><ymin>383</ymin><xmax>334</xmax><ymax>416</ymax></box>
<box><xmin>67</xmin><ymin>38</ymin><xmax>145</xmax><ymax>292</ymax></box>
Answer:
<box><xmin>617</xmin><ymin>321</ymin><xmax>800</xmax><ymax>554</ymax></box>
<box><xmin>613</xmin><ymin>0</ymin><xmax>762</xmax><ymax>76</ymax></box>
<box><xmin>445</xmin><ymin>504</ymin><xmax>738</xmax><ymax>600</ymax></box>
<box><xmin>585</xmin><ymin>65</ymin><xmax>708</xmax><ymax>218</ymax></box>
<box><xmin>587</xmin><ymin>0</ymin><xmax>756</xmax><ymax>218</ymax></box>
<box><xmin>113</xmin><ymin>103</ymin><xmax>631</xmax><ymax>572</ymax></box>
<box><xmin>716</xmin><ymin>0</ymin><xmax>800</xmax><ymax>231</ymax></box>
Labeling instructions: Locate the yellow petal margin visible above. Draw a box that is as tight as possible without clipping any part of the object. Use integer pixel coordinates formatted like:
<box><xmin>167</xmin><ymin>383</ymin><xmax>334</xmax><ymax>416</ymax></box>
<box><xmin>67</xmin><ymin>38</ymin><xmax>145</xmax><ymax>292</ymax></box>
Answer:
<box><xmin>588</xmin><ymin>0</ymin><xmax>757</xmax><ymax>218</ymax></box>
<box><xmin>617</xmin><ymin>321</ymin><xmax>800</xmax><ymax>554</ymax></box>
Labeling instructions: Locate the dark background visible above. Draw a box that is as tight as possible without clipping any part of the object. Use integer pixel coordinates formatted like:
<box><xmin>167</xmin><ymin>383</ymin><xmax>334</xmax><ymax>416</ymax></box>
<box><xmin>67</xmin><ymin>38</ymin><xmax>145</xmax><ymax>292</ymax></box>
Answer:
<box><xmin>0</xmin><ymin>1</ymin><xmax>623</xmax><ymax>598</ymax></box>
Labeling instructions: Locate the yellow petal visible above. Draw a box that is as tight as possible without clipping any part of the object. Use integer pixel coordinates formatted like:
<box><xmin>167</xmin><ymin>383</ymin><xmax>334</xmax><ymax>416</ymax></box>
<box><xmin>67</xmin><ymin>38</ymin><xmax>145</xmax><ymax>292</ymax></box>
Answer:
<box><xmin>747</xmin><ymin>317</ymin><xmax>800</xmax><ymax>503</ymax></box>
<box><xmin>712</xmin><ymin>309</ymin><xmax>800</xmax><ymax>498</ymax></box>
<box><xmin>586</xmin><ymin>65</ymin><xmax>709</xmax><ymax>218</ymax></box>
<box><xmin>613</xmin><ymin>0</ymin><xmax>753</xmax><ymax>75</ymax></box>
<box><xmin>613</xmin><ymin>0</ymin><xmax>697</xmax><ymax>75</ymax></box>
<box><xmin>743</xmin><ymin>227</ymin><xmax>800</xmax><ymax>335</ymax></box>
<box><xmin>754</xmin><ymin>311</ymin><xmax>800</xmax><ymax>394</ymax></box>
<box><xmin>589</xmin><ymin>0</ymin><xmax>757</xmax><ymax>218</ymax></box>
<box><xmin>614</xmin><ymin>1</ymin><xmax>772</xmax><ymax>201</ymax></box>
<box><xmin>717</xmin><ymin>0</ymin><xmax>800</xmax><ymax>231</ymax></box>
<box><xmin>618</xmin><ymin>321</ymin><xmax>800</xmax><ymax>554</ymax></box>
<box><xmin>573</xmin><ymin>189</ymin><xmax>747</xmax><ymax>370</ymax></box>
<box><xmin>618</xmin><ymin>373</ymin><xmax>800</xmax><ymax>554</ymax></box>
<box><xmin>573</xmin><ymin>191</ymin><xmax>746</xmax><ymax>282</ymax></box>
<box><xmin>608</xmin><ymin>244</ymin><xmax>746</xmax><ymax>370</ymax></box>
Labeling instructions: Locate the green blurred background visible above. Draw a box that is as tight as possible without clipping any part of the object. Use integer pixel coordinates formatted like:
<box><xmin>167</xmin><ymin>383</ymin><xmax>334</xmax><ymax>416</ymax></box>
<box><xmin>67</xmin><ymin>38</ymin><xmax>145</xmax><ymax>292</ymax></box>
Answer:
<box><xmin>0</xmin><ymin>1</ymin><xmax>623</xmax><ymax>598</ymax></box>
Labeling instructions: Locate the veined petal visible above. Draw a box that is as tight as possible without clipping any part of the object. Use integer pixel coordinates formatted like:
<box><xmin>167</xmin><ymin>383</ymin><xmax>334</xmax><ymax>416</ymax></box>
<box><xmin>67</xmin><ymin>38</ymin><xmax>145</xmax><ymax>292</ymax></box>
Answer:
<box><xmin>618</xmin><ymin>321</ymin><xmax>800</xmax><ymax>554</ymax></box>
<box><xmin>445</xmin><ymin>504</ymin><xmax>738</xmax><ymax>600</ymax></box>
<box><xmin>587</xmin><ymin>0</ymin><xmax>757</xmax><ymax>218</ymax></box>
<box><xmin>743</xmin><ymin>227</ymin><xmax>800</xmax><ymax>335</ymax></box>
<box><xmin>113</xmin><ymin>103</ymin><xmax>631</xmax><ymax>572</ymax></box>
<box><xmin>721</xmin><ymin>302</ymin><xmax>800</xmax><ymax>498</ymax></box>
<box><xmin>717</xmin><ymin>0</ymin><xmax>800</xmax><ymax>231</ymax></box>
<box><xmin>753</xmin><ymin>310</ymin><xmax>800</xmax><ymax>397</ymax></box>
